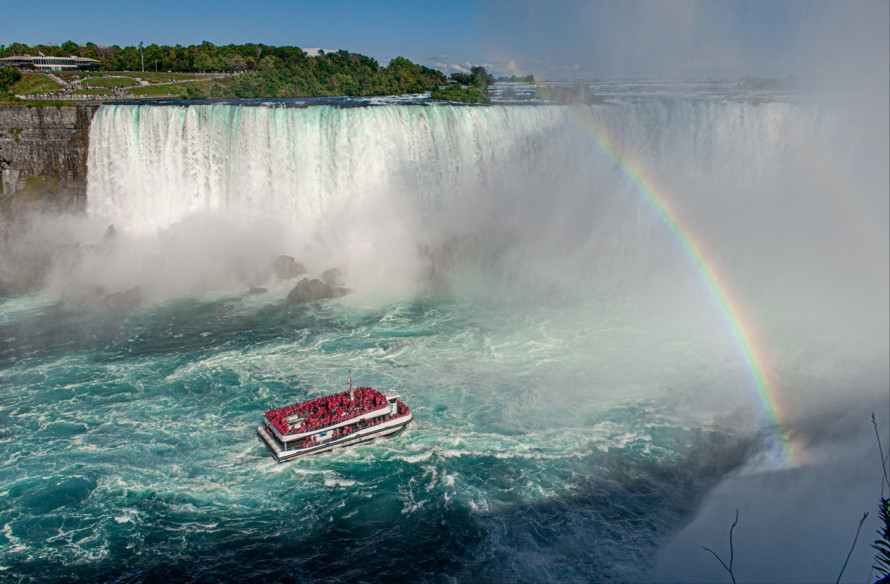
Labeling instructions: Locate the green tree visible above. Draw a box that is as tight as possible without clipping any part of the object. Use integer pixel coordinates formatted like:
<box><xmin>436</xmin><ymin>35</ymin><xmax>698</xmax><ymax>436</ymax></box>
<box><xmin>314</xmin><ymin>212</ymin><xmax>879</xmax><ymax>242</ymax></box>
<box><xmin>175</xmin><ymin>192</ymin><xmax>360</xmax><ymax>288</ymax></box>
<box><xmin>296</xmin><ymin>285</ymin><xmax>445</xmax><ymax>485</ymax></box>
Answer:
<box><xmin>229</xmin><ymin>54</ymin><xmax>246</xmax><ymax>72</ymax></box>
<box><xmin>144</xmin><ymin>44</ymin><xmax>163</xmax><ymax>72</ymax></box>
<box><xmin>194</xmin><ymin>53</ymin><xmax>213</xmax><ymax>73</ymax></box>
<box><xmin>470</xmin><ymin>66</ymin><xmax>495</xmax><ymax>87</ymax></box>
<box><xmin>430</xmin><ymin>84</ymin><xmax>489</xmax><ymax>104</ymax></box>
<box><xmin>83</xmin><ymin>42</ymin><xmax>99</xmax><ymax>60</ymax></box>
<box><xmin>111</xmin><ymin>46</ymin><xmax>140</xmax><ymax>70</ymax></box>
<box><xmin>0</xmin><ymin>67</ymin><xmax>22</xmax><ymax>93</ymax></box>
<box><xmin>258</xmin><ymin>55</ymin><xmax>277</xmax><ymax>72</ymax></box>
<box><xmin>439</xmin><ymin>66</ymin><xmax>493</xmax><ymax>103</ymax></box>
<box><xmin>60</xmin><ymin>40</ymin><xmax>80</xmax><ymax>56</ymax></box>
<box><xmin>449</xmin><ymin>72</ymin><xmax>472</xmax><ymax>85</ymax></box>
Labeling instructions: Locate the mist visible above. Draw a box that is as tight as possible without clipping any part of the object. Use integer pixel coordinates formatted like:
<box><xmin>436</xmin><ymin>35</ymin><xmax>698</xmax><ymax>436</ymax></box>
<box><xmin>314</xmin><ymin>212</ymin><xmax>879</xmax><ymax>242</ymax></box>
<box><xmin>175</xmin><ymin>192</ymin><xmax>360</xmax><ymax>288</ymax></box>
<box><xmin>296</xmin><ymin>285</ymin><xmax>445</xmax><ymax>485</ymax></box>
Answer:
<box><xmin>476</xmin><ymin>1</ymin><xmax>890</xmax><ymax>580</ymax></box>
<box><xmin>2</xmin><ymin>19</ymin><xmax>887</xmax><ymax>576</ymax></box>
<box><xmin>481</xmin><ymin>1</ymin><xmax>889</xmax><ymax>85</ymax></box>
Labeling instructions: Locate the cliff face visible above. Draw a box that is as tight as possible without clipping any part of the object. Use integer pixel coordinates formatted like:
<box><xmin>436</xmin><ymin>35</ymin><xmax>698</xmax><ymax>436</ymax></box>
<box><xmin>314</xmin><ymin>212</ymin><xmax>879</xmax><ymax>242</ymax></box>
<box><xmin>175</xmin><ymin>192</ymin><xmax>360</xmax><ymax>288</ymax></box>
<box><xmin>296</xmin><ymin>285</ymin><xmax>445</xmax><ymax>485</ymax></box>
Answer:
<box><xmin>0</xmin><ymin>105</ymin><xmax>98</xmax><ymax>216</ymax></box>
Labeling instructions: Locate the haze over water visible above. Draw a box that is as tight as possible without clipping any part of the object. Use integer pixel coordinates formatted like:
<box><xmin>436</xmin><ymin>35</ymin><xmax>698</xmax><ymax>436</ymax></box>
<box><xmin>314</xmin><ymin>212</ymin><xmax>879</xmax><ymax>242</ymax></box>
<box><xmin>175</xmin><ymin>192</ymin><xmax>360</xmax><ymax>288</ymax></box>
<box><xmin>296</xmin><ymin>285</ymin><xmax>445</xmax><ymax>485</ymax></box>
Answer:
<box><xmin>0</xmin><ymin>79</ymin><xmax>887</xmax><ymax>582</ymax></box>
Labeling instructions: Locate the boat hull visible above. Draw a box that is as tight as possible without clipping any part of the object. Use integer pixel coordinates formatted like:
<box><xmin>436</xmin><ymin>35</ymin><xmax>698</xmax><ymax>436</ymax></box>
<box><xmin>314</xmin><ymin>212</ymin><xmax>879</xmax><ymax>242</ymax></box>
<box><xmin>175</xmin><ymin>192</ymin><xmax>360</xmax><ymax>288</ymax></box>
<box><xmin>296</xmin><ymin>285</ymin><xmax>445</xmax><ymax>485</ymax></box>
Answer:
<box><xmin>258</xmin><ymin>413</ymin><xmax>412</xmax><ymax>462</ymax></box>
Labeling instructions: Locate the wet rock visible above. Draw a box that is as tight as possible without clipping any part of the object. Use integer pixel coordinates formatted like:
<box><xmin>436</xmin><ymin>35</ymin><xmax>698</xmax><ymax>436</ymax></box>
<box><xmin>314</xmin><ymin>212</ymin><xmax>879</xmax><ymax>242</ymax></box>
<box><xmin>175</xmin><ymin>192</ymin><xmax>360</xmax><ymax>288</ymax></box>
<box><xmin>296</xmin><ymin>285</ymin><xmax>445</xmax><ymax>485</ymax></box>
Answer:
<box><xmin>102</xmin><ymin>286</ymin><xmax>143</xmax><ymax>310</ymax></box>
<box><xmin>248</xmin><ymin>286</ymin><xmax>268</xmax><ymax>295</ymax></box>
<box><xmin>286</xmin><ymin>278</ymin><xmax>350</xmax><ymax>304</ymax></box>
<box><xmin>101</xmin><ymin>224</ymin><xmax>116</xmax><ymax>242</ymax></box>
<box><xmin>321</xmin><ymin>267</ymin><xmax>346</xmax><ymax>287</ymax></box>
<box><xmin>60</xmin><ymin>283</ymin><xmax>106</xmax><ymax>309</ymax></box>
<box><xmin>273</xmin><ymin>255</ymin><xmax>307</xmax><ymax>280</ymax></box>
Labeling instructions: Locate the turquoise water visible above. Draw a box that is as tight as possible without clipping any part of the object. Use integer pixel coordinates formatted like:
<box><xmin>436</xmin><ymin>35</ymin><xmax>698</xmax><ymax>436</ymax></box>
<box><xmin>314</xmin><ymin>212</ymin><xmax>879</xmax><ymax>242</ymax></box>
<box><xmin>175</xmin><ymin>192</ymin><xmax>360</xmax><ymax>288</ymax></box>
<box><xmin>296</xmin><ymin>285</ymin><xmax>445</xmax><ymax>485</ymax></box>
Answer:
<box><xmin>0</xmin><ymin>290</ymin><xmax>757</xmax><ymax>583</ymax></box>
<box><xmin>1</xmin><ymin>88</ymin><xmax>887</xmax><ymax>582</ymax></box>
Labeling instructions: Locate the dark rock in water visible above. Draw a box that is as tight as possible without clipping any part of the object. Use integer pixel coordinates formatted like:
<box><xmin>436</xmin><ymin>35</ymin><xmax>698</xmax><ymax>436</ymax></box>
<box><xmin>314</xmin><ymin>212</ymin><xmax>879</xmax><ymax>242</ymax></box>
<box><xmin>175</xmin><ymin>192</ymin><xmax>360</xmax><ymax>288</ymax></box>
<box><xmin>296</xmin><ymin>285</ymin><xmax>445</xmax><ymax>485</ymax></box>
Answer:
<box><xmin>102</xmin><ymin>286</ymin><xmax>143</xmax><ymax>310</ymax></box>
<box><xmin>274</xmin><ymin>255</ymin><xmax>307</xmax><ymax>280</ymax></box>
<box><xmin>248</xmin><ymin>286</ymin><xmax>268</xmax><ymax>295</ymax></box>
<box><xmin>101</xmin><ymin>224</ymin><xmax>116</xmax><ymax>242</ymax></box>
<box><xmin>60</xmin><ymin>283</ymin><xmax>106</xmax><ymax>309</ymax></box>
<box><xmin>321</xmin><ymin>267</ymin><xmax>347</xmax><ymax>287</ymax></box>
<box><xmin>286</xmin><ymin>278</ymin><xmax>350</xmax><ymax>304</ymax></box>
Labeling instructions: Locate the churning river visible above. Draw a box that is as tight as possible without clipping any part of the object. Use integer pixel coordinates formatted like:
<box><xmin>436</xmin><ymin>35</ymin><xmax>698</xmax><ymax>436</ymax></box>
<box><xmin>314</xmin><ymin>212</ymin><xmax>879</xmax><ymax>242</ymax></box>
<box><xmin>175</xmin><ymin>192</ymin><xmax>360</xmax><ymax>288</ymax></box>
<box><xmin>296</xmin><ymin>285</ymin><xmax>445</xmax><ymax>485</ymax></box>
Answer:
<box><xmin>1</xmin><ymin>81</ymin><xmax>887</xmax><ymax>582</ymax></box>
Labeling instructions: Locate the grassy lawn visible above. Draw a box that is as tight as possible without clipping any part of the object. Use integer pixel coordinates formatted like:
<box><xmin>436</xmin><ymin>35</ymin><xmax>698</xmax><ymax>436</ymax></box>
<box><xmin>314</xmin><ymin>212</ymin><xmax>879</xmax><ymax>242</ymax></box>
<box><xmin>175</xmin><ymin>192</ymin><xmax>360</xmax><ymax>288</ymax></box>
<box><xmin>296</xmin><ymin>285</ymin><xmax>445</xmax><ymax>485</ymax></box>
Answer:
<box><xmin>78</xmin><ymin>77</ymin><xmax>138</xmax><ymax>89</ymax></box>
<box><xmin>5</xmin><ymin>71</ymin><xmax>232</xmax><ymax>100</ymax></box>
<box><xmin>131</xmin><ymin>84</ymin><xmax>186</xmax><ymax>97</ymax></box>
<box><xmin>114</xmin><ymin>71</ymin><xmax>209</xmax><ymax>82</ymax></box>
<box><xmin>10</xmin><ymin>73</ymin><xmax>63</xmax><ymax>95</ymax></box>
<box><xmin>59</xmin><ymin>71</ymin><xmax>217</xmax><ymax>86</ymax></box>
<box><xmin>73</xmin><ymin>88</ymin><xmax>113</xmax><ymax>95</ymax></box>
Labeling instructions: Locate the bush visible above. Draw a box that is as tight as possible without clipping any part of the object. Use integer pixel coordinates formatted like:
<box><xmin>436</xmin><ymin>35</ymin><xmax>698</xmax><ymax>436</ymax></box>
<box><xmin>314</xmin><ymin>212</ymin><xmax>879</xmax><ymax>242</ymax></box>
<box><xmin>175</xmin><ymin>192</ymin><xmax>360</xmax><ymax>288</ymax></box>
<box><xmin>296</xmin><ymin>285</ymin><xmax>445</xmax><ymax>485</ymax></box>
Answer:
<box><xmin>430</xmin><ymin>84</ymin><xmax>490</xmax><ymax>104</ymax></box>
<box><xmin>0</xmin><ymin>67</ymin><xmax>22</xmax><ymax>93</ymax></box>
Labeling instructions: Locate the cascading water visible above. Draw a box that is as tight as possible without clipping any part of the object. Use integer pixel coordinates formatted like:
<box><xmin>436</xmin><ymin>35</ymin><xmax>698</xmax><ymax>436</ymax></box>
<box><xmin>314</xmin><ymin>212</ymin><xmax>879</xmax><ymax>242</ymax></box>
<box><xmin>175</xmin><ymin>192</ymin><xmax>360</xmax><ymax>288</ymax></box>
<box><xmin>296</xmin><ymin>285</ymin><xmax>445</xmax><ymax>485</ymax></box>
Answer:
<box><xmin>1</xmin><ymin>86</ymin><xmax>887</xmax><ymax>583</ymax></box>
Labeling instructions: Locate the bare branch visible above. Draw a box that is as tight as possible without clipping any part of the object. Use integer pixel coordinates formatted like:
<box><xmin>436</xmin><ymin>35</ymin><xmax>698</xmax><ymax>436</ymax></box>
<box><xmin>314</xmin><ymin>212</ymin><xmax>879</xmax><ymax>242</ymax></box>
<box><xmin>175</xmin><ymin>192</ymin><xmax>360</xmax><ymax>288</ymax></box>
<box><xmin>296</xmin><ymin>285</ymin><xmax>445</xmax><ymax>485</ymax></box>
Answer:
<box><xmin>835</xmin><ymin>511</ymin><xmax>868</xmax><ymax>584</ymax></box>
<box><xmin>872</xmin><ymin>413</ymin><xmax>890</xmax><ymax>497</ymax></box>
<box><xmin>703</xmin><ymin>509</ymin><xmax>738</xmax><ymax>584</ymax></box>
<box><xmin>729</xmin><ymin>508</ymin><xmax>738</xmax><ymax>572</ymax></box>
<box><xmin>702</xmin><ymin>546</ymin><xmax>733</xmax><ymax>575</ymax></box>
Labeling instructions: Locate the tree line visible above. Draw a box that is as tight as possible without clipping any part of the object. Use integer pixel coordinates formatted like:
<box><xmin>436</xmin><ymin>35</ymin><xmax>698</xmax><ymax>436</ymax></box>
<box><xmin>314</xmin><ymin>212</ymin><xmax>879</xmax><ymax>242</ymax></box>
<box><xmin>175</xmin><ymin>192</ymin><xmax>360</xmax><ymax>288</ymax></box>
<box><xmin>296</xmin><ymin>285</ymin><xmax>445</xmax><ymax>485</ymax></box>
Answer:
<box><xmin>0</xmin><ymin>41</ymin><xmax>449</xmax><ymax>98</ymax></box>
<box><xmin>431</xmin><ymin>66</ymin><xmax>494</xmax><ymax>103</ymax></box>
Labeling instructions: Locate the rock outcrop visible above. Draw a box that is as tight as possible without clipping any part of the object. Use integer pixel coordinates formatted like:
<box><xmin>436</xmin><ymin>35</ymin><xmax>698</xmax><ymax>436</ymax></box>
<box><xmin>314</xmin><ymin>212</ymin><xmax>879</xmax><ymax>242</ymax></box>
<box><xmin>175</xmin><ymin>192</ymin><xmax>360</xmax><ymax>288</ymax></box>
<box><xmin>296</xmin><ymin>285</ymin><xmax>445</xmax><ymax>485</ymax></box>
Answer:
<box><xmin>286</xmin><ymin>278</ymin><xmax>350</xmax><ymax>304</ymax></box>
<box><xmin>273</xmin><ymin>255</ymin><xmax>307</xmax><ymax>280</ymax></box>
<box><xmin>0</xmin><ymin>105</ymin><xmax>98</xmax><ymax>216</ymax></box>
<box><xmin>321</xmin><ymin>267</ymin><xmax>347</xmax><ymax>287</ymax></box>
<box><xmin>102</xmin><ymin>286</ymin><xmax>143</xmax><ymax>310</ymax></box>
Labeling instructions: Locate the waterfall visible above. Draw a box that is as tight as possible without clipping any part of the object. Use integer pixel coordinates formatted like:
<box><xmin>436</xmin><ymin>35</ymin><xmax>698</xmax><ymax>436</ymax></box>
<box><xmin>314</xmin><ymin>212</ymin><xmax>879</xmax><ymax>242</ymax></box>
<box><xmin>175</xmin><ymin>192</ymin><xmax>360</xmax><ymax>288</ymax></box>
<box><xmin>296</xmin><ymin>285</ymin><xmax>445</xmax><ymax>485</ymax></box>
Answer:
<box><xmin>84</xmin><ymin>99</ymin><xmax>886</xmax><ymax>313</ymax></box>
<box><xmin>86</xmin><ymin>104</ymin><xmax>566</xmax><ymax>235</ymax></box>
<box><xmin>3</xmin><ymin>87</ymin><xmax>886</xmax><ymax>584</ymax></box>
<box><xmin>82</xmin><ymin>99</ymin><xmax>887</xmax><ymax>342</ymax></box>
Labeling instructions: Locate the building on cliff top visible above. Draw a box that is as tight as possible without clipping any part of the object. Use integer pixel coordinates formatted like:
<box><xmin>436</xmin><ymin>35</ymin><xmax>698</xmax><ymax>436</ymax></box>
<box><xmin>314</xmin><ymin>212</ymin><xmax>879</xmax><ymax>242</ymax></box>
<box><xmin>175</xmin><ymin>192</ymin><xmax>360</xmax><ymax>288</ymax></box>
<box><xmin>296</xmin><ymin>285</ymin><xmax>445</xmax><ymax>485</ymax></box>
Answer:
<box><xmin>1</xmin><ymin>54</ymin><xmax>100</xmax><ymax>72</ymax></box>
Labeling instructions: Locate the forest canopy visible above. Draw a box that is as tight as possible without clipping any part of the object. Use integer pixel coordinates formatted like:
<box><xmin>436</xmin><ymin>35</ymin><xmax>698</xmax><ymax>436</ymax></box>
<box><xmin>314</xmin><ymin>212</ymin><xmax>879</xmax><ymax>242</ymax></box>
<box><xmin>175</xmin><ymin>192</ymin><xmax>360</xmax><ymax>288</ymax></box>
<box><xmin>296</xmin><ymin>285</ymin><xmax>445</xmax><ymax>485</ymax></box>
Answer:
<box><xmin>0</xmin><ymin>41</ymin><xmax>449</xmax><ymax>98</ymax></box>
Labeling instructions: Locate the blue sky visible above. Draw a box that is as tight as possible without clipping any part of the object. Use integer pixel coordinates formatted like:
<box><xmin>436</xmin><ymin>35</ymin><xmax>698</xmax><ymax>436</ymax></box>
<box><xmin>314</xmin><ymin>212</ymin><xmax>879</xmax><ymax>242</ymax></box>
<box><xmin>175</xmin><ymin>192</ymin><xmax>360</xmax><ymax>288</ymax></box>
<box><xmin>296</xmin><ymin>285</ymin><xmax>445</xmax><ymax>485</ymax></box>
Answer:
<box><xmin>2</xmin><ymin>0</ymin><xmax>887</xmax><ymax>81</ymax></box>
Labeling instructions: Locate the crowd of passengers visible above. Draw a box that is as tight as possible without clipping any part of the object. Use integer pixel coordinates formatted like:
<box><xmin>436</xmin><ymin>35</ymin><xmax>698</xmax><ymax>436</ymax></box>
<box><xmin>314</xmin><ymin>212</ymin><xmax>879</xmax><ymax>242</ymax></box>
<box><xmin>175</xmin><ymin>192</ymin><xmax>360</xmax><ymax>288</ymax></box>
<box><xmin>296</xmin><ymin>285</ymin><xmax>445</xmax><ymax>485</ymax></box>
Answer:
<box><xmin>290</xmin><ymin>400</ymin><xmax>410</xmax><ymax>450</ymax></box>
<box><xmin>266</xmin><ymin>387</ymin><xmax>402</xmax><ymax>435</ymax></box>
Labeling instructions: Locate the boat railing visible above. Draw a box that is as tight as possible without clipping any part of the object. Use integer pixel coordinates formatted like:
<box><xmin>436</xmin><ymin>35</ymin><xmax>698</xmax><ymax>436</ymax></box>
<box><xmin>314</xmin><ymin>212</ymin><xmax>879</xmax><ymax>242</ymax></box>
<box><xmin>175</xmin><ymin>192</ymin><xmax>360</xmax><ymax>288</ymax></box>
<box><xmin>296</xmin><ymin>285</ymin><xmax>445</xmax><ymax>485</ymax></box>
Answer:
<box><xmin>267</xmin><ymin>403</ymin><xmax>397</xmax><ymax>442</ymax></box>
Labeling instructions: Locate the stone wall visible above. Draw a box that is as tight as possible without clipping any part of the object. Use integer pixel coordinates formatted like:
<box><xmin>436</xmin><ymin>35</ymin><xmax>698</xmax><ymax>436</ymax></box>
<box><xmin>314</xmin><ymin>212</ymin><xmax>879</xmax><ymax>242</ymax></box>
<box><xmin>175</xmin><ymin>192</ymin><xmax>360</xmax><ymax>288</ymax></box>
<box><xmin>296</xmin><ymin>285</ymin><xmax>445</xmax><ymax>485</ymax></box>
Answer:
<box><xmin>0</xmin><ymin>105</ymin><xmax>98</xmax><ymax>216</ymax></box>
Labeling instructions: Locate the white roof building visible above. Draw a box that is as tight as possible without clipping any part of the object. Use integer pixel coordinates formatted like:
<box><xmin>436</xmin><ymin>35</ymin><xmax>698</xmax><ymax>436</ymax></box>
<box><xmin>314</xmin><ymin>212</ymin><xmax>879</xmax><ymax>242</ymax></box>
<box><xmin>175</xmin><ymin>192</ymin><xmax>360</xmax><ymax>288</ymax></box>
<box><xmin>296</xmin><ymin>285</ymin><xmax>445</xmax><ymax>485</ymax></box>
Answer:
<box><xmin>0</xmin><ymin>54</ymin><xmax>101</xmax><ymax>71</ymax></box>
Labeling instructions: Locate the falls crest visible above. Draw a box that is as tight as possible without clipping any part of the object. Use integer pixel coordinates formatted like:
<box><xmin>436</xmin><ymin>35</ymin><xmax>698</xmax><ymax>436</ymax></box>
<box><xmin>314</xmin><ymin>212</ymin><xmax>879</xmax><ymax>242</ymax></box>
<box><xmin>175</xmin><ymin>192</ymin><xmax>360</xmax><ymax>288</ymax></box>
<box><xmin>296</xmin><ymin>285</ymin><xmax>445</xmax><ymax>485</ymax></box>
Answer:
<box><xmin>87</xmin><ymin>105</ymin><xmax>564</xmax><ymax>235</ymax></box>
<box><xmin>83</xmin><ymin>99</ymin><xmax>887</xmax><ymax>332</ymax></box>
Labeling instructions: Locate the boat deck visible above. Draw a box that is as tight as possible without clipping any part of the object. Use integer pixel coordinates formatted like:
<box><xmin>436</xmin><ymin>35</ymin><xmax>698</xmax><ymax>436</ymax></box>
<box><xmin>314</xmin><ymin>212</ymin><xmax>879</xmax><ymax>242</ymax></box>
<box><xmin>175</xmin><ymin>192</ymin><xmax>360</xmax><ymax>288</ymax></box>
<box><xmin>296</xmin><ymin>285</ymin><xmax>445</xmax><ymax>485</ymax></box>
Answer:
<box><xmin>258</xmin><ymin>412</ymin><xmax>412</xmax><ymax>462</ymax></box>
<box><xmin>259</xmin><ymin>384</ymin><xmax>412</xmax><ymax>462</ymax></box>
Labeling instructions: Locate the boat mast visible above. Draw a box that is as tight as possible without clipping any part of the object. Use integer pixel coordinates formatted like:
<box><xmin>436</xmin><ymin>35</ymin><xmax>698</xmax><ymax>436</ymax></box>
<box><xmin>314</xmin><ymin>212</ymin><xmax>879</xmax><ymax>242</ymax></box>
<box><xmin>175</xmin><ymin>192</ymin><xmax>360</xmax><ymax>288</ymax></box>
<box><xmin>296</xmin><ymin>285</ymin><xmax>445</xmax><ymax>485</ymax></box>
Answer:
<box><xmin>347</xmin><ymin>369</ymin><xmax>353</xmax><ymax>401</ymax></box>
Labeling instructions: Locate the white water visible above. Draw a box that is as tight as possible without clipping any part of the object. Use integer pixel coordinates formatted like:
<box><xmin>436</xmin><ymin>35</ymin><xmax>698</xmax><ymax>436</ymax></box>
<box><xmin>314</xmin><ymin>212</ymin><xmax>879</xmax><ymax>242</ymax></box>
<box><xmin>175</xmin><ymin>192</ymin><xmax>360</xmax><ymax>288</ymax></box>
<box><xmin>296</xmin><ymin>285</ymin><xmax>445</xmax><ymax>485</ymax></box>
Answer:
<box><xmin>84</xmin><ymin>99</ymin><xmax>888</xmax><ymax>384</ymax></box>
<box><xmin>35</xmin><ymin>92</ymin><xmax>887</xmax><ymax>580</ymax></box>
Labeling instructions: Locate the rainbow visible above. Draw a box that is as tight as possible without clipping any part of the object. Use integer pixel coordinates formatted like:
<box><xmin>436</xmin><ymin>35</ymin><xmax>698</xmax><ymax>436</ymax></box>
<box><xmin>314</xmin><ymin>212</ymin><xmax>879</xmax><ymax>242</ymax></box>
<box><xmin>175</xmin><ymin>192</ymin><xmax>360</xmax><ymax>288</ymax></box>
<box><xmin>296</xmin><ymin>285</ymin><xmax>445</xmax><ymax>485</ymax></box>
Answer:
<box><xmin>549</xmin><ymin>99</ymin><xmax>796</xmax><ymax>467</ymax></box>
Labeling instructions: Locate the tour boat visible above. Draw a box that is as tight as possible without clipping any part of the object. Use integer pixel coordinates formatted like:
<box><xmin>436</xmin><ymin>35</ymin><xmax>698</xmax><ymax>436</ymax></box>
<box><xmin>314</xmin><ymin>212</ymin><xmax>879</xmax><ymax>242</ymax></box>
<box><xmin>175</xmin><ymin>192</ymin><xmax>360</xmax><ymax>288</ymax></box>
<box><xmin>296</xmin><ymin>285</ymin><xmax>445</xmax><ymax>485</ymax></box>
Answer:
<box><xmin>257</xmin><ymin>379</ymin><xmax>412</xmax><ymax>462</ymax></box>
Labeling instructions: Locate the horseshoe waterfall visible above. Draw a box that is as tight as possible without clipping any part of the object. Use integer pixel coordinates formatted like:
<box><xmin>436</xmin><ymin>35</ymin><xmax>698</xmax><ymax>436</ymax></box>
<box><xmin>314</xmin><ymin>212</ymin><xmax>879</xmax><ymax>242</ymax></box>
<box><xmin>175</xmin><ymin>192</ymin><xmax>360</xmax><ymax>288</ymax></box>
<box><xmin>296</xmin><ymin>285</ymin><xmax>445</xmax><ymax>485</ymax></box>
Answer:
<box><xmin>1</xmin><ymin>85</ymin><xmax>887</xmax><ymax>583</ymax></box>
